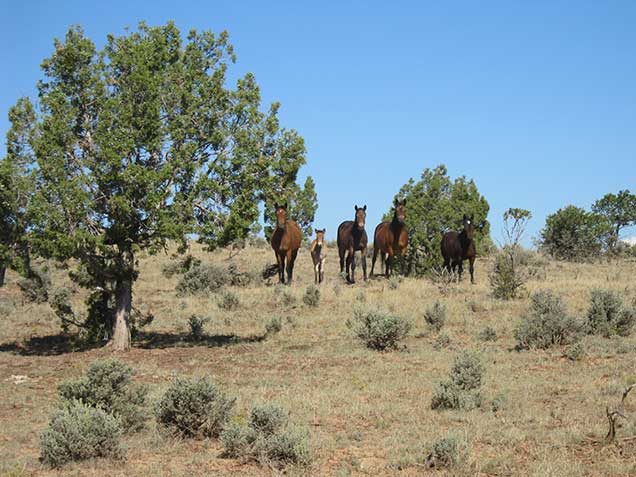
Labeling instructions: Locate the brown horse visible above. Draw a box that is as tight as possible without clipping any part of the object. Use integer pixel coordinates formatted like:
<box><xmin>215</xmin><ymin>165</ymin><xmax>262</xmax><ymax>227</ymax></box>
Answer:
<box><xmin>371</xmin><ymin>198</ymin><xmax>408</xmax><ymax>277</ymax></box>
<box><xmin>337</xmin><ymin>205</ymin><xmax>368</xmax><ymax>283</ymax></box>
<box><xmin>441</xmin><ymin>214</ymin><xmax>476</xmax><ymax>284</ymax></box>
<box><xmin>310</xmin><ymin>228</ymin><xmax>326</xmax><ymax>284</ymax></box>
<box><xmin>270</xmin><ymin>203</ymin><xmax>302</xmax><ymax>285</ymax></box>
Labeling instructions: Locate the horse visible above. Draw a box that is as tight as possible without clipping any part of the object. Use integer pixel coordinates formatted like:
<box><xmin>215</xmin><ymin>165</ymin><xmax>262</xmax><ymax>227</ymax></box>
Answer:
<box><xmin>310</xmin><ymin>228</ymin><xmax>326</xmax><ymax>284</ymax></box>
<box><xmin>371</xmin><ymin>198</ymin><xmax>408</xmax><ymax>277</ymax></box>
<box><xmin>270</xmin><ymin>203</ymin><xmax>302</xmax><ymax>285</ymax></box>
<box><xmin>337</xmin><ymin>205</ymin><xmax>368</xmax><ymax>283</ymax></box>
<box><xmin>441</xmin><ymin>214</ymin><xmax>476</xmax><ymax>284</ymax></box>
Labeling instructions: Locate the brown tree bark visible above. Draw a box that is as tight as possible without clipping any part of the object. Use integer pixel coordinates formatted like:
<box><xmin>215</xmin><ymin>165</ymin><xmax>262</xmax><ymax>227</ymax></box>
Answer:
<box><xmin>0</xmin><ymin>264</ymin><xmax>6</xmax><ymax>287</ymax></box>
<box><xmin>109</xmin><ymin>250</ymin><xmax>134</xmax><ymax>351</ymax></box>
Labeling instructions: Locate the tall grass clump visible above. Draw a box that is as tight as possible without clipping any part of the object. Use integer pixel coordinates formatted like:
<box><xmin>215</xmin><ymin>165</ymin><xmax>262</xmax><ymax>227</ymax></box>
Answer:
<box><xmin>303</xmin><ymin>284</ymin><xmax>320</xmax><ymax>307</ymax></box>
<box><xmin>423</xmin><ymin>301</ymin><xmax>447</xmax><ymax>332</ymax></box>
<box><xmin>431</xmin><ymin>351</ymin><xmax>484</xmax><ymax>410</ymax></box>
<box><xmin>40</xmin><ymin>400</ymin><xmax>124</xmax><ymax>467</ymax></box>
<box><xmin>57</xmin><ymin>359</ymin><xmax>148</xmax><ymax>432</ymax></box>
<box><xmin>218</xmin><ymin>290</ymin><xmax>240</xmax><ymax>310</ymax></box>
<box><xmin>424</xmin><ymin>433</ymin><xmax>469</xmax><ymax>469</ymax></box>
<box><xmin>220</xmin><ymin>403</ymin><xmax>311</xmax><ymax>468</ymax></box>
<box><xmin>346</xmin><ymin>306</ymin><xmax>411</xmax><ymax>351</ymax></box>
<box><xmin>155</xmin><ymin>376</ymin><xmax>235</xmax><ymax>438</ymax></box>
<box><xmin>514</xmin><ymin>290</ymin><xmax>583</xmax><ymax>350</ymax></box>
<box><xmin>586</xmin><ymin>289</ymin><xmax>636</xmax><ymax>337</ymax></box>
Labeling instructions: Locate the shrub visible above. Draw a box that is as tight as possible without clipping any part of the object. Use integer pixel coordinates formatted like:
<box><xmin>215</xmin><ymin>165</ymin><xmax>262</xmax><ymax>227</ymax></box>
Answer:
<box><xmin>388</xmin><ymin>276</ymin><xmax>401</xmax><ymax>290</ymax></box>
<box><xmin>176</xmin><ymin>263</ymin><xmax>230</xmax><ymax>296</ymax></box>
<box><xmin>514</xmin><ymin>290</ymin><xmax>583</xmax><ymax>350</ymax></box>
<box><xmin>227</xmin><ymin>263</ymin><xmax>254</xmax><ymax>287</ymax></box>
<box><xmin>220</xmin><ymin>404</ymin><xmax>310</xmax><ymax>467</ymax></box>
<box><xmin>155</xmin><ymin>376</ymin><xmax>235</xmax><ymax>438</ymax></box>
<box><xmin>490</xmin><ymin>250</ymin><xmax>526</xmax><ymax>300</ymax></box>
<box><xmin>478</xmin><ymin>326</ymin><xmax>498</xmax><ymax>342</ymax></box>
<box><xmin>424</xmin><ymin>434</ymin><xmax>467</xmax><ymax>469</ymax></box>
<box><xmin>303</xmin><ymin>284</ymin><xmax>320</xmax><ymax>307</ymax></box>
<box><xmin>17</xmin><ymin>269</ymin><xmax>50</xmax><ymax>303</ymax></box>
<box><xmin>490</xmin><ymin>393</ymin><xmax>508</xmax><ymax>413</ymax></box>
<box><xmin>274</xmin><ymin>285</ymin><xmax>296</xmax><ymax>307</ymax></box>
<box><xmin>564</xmin><ymin>342</ymin><xmax>585</xmax><ymax>361</ymax></box>
<box><xmin>423</xmin><ymin>301</ymin><xmax>446</xmax><ymax>332</ymax></box>
<box><xmin>265</xmin><ymin>316</ymin><xmax>283</xmax><ymax>336</ymax></box>
<box><xmin>187</xmin><ymin>314</ymin><xmax>208</xmax><ymax>341</ymax></box>
<box><xmin>40</xmin><ymin>400</ymin><xmax>124</xmax><ymax>467</ymax></box>
<box><xmin>355</xmin><ymin>291</ymin><xmax>366</xmax><ymax>303</ymax></box>
<box><xmin>431</xmin><ymin>351</ymin><xmax>484</xmax><ymax>410</ymax></box>
<box><xmin>346</xmin><ymin>306</ymin><xmax>411</xmax><ymax>351</ymax></box>
<box><xmin>218</xmin><ymin>290</ymin><xmax>240</xmax><ymax>310</ymax></box>
<box><xmin>586</xmin><ymin>289</ymin><xmax>636</xmax><ymax>337</ymax></box>
<box><xmin>433</xmin><ymin>332</ymin><xmax>452</xmax><ymax>350</ymax></box>
<box><xmin>162</xmin><ymin>255</ymin><xmax>202</xmax><ymax>278</ymax></box>
<box><xmin>57</xmin><ymin>359</ymin><xmax>147</xmax><ymax>432</ymax></box>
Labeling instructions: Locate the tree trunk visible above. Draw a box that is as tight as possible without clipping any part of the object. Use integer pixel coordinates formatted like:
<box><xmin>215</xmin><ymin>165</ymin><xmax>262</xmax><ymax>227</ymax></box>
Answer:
<box><xmin>109</xmin><ymin>250</ymin><xmax>134</xmax><ymax>351</ymax></box>
<box><xmin>0</xmin><ymin>264</ymin><xmax>6</xmax><ymax>287</ymax></box>
<box><xmin>110</xmin><ymin>277</ymin><xmax>132</xmax><ymax>351</ymax></box>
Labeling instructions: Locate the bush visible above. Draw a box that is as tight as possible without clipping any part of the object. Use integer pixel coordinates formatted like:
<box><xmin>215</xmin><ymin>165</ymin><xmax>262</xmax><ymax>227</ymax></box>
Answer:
<box><xmin>587</xmin><ymin>289</ymin><xmax>636</xmax><ymax>337</ymax></box>
<box><xmin>490</xmin><ymin>250</ymin><xmax>526</xmax><ymax>300</ymax></box>
<box><xmin>433</xmin><ymin>332</ymin><xmax>452</xmax><ymax>350</ymax></box>
<box><xmin>227</xmin><ymin>263</ymin><xmax>254</xmax><ymax>287</ymax></box>
<box><xmin>187</xmin><ymin>315</ymin><xmax>208</xmax><ymax>341</ymax></box>
<box><xmin>273</xmin><ymin>286</ymin><xmax>296</xmax><ymax>307</ymax></box>
<box><xmin>303</xmin><ymin>284</ymin><xmax>320</xmax><ymax>307</ymax></box>
<box><xmin>346</xmin><ymin>306</ymin><xmax>411</xmax><ymax>351</ymax></box>
<box><xmin>564</xmin><ymin>342</ymin><xmax>585</xmax><ymax>361</ymax></box>
<box><xmin>17</xmin><ymin>269</ymin><xmax>50</xmax><ymax>303</ymax></box>
<box><xmin>155</xmin><ymin>376</ymin><xmax>235</xmax><ymax>438</ymax></box>
<box><xmin>388</xmin><ymin>276</ymin><xmax>401</xmax><ymax>290</ymax></box>
<box><xmin>40</xmin><ymin>400</ymin><xmax>124</xmax><ymax>467</ymax></box>
<box><xmin>218</xmin><ymin>290</ymin><xmax>240</xmax><ymax>310</ymax></box>
<box><xmin>424</xmin><ymin>434</ymin><xmax>467</xmax><ymax>469</ymax></box>
<box><xmin>423</xmin><ymin>301</ymin><xmax>446</xmax><ymax>332</ymax></box>
<box><xmin>355</xmin><ymin>290</ymin><xmax>366</xmax><ymax>303</ymax></box>
<box><xmin>265</xmin><ymin>316</ymin><xmax>283</xmax><ymax>336</ymax></box>
<box><xmin>162</xmin><ymin>255</ymin><xmax>202</xmax><ymax>278</ymax></box>
<box><xmin>490</xmin><ymin>393</ymin><xmax>508</xmax><ymax>413</ymax></box>
<box><xmin>57</xmin><ymin>359</ymin><xmax>147</xmax><ymax>432</ymax></box>
<box><xmin>514</xmin><ymin>290</ymin><xmax>583</xmax><ymax>350</ymax></box>
<box><xmin>431</xmin><ymin>351</ymin><xmax>484</xmax><ymax>410</ymax></box>
<box><xmin>478</xmin><ymin>326</ymin><xmax>498</xmax><ymax>342</ymax></box>
<box><xmin>220</xmin><ymin>404</ymin><xmax>310</xmax><ymax>467</ymax></box>
<box><xmin>176</xmin><ymin>263</ymin><xmax>230</xmax><ymax>296</ymax></box>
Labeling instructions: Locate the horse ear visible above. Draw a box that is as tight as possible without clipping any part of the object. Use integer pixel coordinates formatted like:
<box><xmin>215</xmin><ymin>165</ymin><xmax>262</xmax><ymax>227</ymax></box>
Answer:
<box><xmin>363</xmin><ymin>205</ymin><xmax>367</xmax><ymax>211</ymax></box>
<box><xmin>394</xmin><ymin>197</ymin><xmax>398</xmax><ymax>206</ymax></box>
<box><xmin>283</xmin><ymin>202</ymin><xmax>288</xmax><ymax>210</ymax></box>
<box><xmin>463</xmin><ymin>214</ymin><xmax>467</xmax><ymax>220</ymax></box>
<box><xmin>402</xmin><ymin>198</ymin><xmax>407</xmax><ymax>206</ymax></box>
<box><xmin>354</xmin><ymin>205</ymin><xmax>358</xmax><ymax>211</ymax></box>
<box><xmin>274</xmin><ymin>203</ymin><xmax>279</xmax><ymax>210</ymax></box>
<box><xmin>470</xmin><ymin>214</ymin><xmax>474</xmax><ymax>221</ymax></box>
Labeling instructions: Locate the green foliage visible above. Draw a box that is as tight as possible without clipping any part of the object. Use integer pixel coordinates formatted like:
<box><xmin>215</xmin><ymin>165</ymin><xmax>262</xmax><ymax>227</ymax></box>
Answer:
<box><xmin>424</xmin><ymin>434</ymin><xmax>467</xmax><ymax>469</ymax></box>
<box><xmin>161</xmin><ymin>255</ymin><xmax>202</xmax><ymax>278</ymax></box>
<box><xmin>303</xmin><ymin>284</ymin><xmax>320</xmax><ymax>307</ymax></box>
<box><xmin>346</xmin><ymin>306</ymin><xmax>412</xmax><ymax>351</ymax></box>
<box><xmin>586</xmin><ymin>289</ymin><xmax>636</xmax><ymax>337</ymax></box>
<box><xmin>423</xmin><ymin>301</ymin><xmax>447</xmax><ymax>332</ymax></box>
<box><xmin>514</xmin><ymin>290</ymin><xmax>583</xmax><ymax>349</ymax></box>
<box><xmin>57</xmin><ymin>359</ymin><xmax>148</xmax><ymax>432</ymax></box>
<box><xmin>539</xmin><ymin>205</ymin><xmax>610</xmax><ymax>261</ymax></box>
<box><xmin>385</xmin><ymin>165</ymin><xmax>492</xmax><ymax>276</ymax></box>
<box><xmin>40</xmin><ymin>400</ymin><xmax>124</xmax><ymax>467</ymax></box>
<box><xmin>220</xmin><ymin>404</ymin><xmax>311</xmax><ymax>467</ymax></box>
<box><xmin>16</xmin><ymin>268</ymin><xmax>50</xmax><ymax>303</ymax></box>
<box><xmin>431</xmin><ymin>351</ymin><xmax>484</xmax><ymax>410</ymax></box>
<box><xmin>187</xmin><ymin>314</ymin><xmax>209</xmax><ymax>341</ymax></box>
<box><xmin>592</xmin><ymin>190</ymin><xmax>636</xmax><ymax>252</ymax></box>
<box><xmin>10</xmin><ymin>22</ymin><xmax>315</xmax><ymax>348</ymax></box>
<box><xmin>155</xmin><ymin>376</ymin><xmax>235</xmax><ymax>438</ymax></box>
<box><xmin>218</xmin><ymin>290</ymin><xmax>240</xmax><ymax>310</ymax></box>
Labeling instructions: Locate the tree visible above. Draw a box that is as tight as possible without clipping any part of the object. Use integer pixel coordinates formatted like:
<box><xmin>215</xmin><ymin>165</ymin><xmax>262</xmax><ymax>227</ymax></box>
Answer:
<box><xmin>11</xmin><ymin>22</ymin><xmax>315</xmax><ymax>350</ymax></box>
<box><xmin>0</xmin><ymin>98</ymin><xmax>37</xmax><ymax>286</ymax></box>
<box><xmin>385</xmin><ymin>165</ymin><xmax>492</xmax><ymax>276</ymax></box>
<box><xmin>592</xmin><ymin>190</ymin><xmax>636</xmax><ymax>252</ymax></box>
<box><xmin>490</xmin><ymin>208</ymin><xmax>532</xmax><ymax>299</ymax></box>
<box><xmin>539</xmin><ymin>205</ymin><xmax>610</xmax><ymax>261</ymax></box>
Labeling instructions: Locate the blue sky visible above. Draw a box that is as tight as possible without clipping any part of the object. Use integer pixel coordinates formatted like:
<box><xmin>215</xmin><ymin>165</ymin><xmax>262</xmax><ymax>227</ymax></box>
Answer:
<box><xmin>2</xmin><ymin>1</ymin><xmax>635</xmax><ymax>246</ymax></box>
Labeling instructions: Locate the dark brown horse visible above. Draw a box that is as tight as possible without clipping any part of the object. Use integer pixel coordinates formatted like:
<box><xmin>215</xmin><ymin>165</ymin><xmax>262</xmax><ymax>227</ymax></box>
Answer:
<box><xmin>270</xmin><ymin>203</ymin><xmax>302</xmax><ymax>285</ymax></box>
<box><xmin>371</xmin><ymin>198</ymin><xmax>408</xmax><ymax>277</ymax></box>
<box><xmin>441</xmin><ymin>214</ymin><xmax>476</xmax><ymax>283</ymax></box>
<box><xmin>310</xmin><ymin>228</ymin><xmax>326</xmax><ymax>284</ymax></box>
<box><xmin>337</xmin><ymin>205</ymin><xmax>368</xmax><ymax>283</ymax></box>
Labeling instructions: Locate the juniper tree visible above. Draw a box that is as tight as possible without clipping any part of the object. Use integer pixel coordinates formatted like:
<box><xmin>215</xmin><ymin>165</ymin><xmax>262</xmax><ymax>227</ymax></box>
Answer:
<box><xmin>8</xmin><ymin>22</ymin><xmax>316</xmax><ymax>350</ymax></box>
<box><xmin>592</xmin><ymin>190</ymin><xmax>636</xmax><ymax>252</ymax></box>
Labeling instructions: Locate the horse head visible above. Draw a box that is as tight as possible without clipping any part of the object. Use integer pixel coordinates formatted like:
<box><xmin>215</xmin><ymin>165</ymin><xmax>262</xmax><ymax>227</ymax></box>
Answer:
<box><xmin>354</xmin><ymin>205</ymin><xmax>367</xmax><ymax>231</ymax></box>
<box><xmin>275</xmin><ymin>202</ymin><xmax>288</xmax><ymax>229</ymax></box>
<box><xmin>393</xmin><ymin>198</ymin><xmax>407</xmax><ymax>224</ymax></box>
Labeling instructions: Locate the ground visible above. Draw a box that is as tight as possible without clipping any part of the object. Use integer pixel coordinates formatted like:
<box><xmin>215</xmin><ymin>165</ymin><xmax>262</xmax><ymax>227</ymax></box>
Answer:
<box><xmin>1</xmin><ymin>243</ymin><xmax>636</xmax><ymax>476</ymax></box>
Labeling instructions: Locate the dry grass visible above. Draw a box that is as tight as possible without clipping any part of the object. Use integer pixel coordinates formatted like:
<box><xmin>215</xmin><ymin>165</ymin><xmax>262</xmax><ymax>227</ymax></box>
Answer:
<box><xmin>1</xmin><ymin>244</ymin><xmax>636</xmax><ymax>476</ymax></box>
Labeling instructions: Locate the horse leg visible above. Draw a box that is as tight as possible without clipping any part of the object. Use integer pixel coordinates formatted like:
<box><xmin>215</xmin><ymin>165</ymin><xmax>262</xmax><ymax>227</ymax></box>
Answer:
<box><xmin>457</xmin><ymin>260</ymin><xmax>464</xmax><ymax>282</ymax></box>
<box><xmin>277</xmin><ymin>253</ymin><xmax>285</xmax><ymax>284</ymax></box>
<box><xmin>320</xmin><ymin>259</ymin><xmax>325</xmax><ymax>284</ymax></box>
<box><xmin>361</xmin><ymin>247</ymin><xmax>368</xmax><ymax>281</ymax></box>
<box><xmin>286</xmin><ymin>249</ymin><xmax>297</xmax><ymax>285</ymax></box>
<box><xmin>339</xmin><ymin>249</ymin><xmax>345</xmax><ymax>275</ymax></box>
<box><xmin>385</xmin><ymin>252</ymin><xmax>393</xmax><ymax>278</ymax></box>
<box><xmin>400</xmin><ymin>252</ymin><xmax>406</xmax><ymax>276</ymax></box>
<box><xmin>371</xmin><ymin>246</ymin><xmax>378</xmax><ymax>276</ymax></box>
<box><xmin>469</xmin><ymin>256</ymin><xmax>475</xmax><ymax>284</ymax></box>
<box><xmin>346</xmin><ymin>249</ymin><xmax>353</xmax><ymax>283</ymax></box>
<box><xmin>350</xmin><ymin>248</ymin><xmax>357</xmax><ymax>283</ymax></box>
<box><xmin>314</xmin><ymin>261</ymin><xmax>319</xmax><ymax>284</ymax></box>
<box><xmin>444</xmin><ymin>257</ymin><xmax>451</xmax><ymax>274</ymax></box>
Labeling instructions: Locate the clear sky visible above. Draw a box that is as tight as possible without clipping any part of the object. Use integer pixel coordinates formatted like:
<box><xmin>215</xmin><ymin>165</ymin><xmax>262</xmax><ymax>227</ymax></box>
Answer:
<box><xmin>2</xmin><ymin>1</ymin><xmax>635</xmax><ymax>246</ymax></box>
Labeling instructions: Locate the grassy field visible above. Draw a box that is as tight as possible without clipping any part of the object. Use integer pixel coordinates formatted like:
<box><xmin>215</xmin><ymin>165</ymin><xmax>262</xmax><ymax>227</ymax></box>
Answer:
<box><xmin>1</xmin><ymin>243</ymin><xmax>636</xmax><ymax>476</ymax></box>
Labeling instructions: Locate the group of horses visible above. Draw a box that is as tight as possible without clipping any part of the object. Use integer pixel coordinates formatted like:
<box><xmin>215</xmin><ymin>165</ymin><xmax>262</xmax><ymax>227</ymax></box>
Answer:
<box><xmin>270</xmin><ymin>200</ymin><xmax>477</xmax><ymax>285</ymax></box>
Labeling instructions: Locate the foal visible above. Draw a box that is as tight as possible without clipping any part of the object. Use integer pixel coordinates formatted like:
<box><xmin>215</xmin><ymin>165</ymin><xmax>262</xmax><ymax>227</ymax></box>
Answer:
<box><xmin>310</xmin><ymin>228</ymin><xmax>326</xmax><ymax>284</ymax></box>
